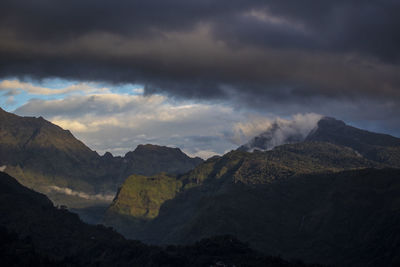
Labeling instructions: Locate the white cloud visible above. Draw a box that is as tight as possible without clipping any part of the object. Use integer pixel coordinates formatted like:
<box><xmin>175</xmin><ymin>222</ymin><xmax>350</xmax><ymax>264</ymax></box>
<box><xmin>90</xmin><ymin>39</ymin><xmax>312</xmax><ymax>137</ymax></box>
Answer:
<box><xmin>51</xmin><ymin>119</ymin><xmax>90</xmax><ymax>132</ymax></box>
<box><xmin>132</xmin><ymin>87</ymin><xmax>144</xmax><ymax>94</ymax></box>
<box><xmin>12</xmin><ymin>80</ymin><xmax>324</xmax><ymax>159</ymax></box>
<box><xmin>47</xmin><ymin>186</ymin><xmax>114</xmax><ymax>201</ymax></box>
<box><xmin>238</xmin><ymin>113</ymin><xmax>322</xmax><ymax>151</ymax></box>
<box><xmin>245</xmin><ymin>9</ymin><xmax>307</xmax><ymax>32</ymax></box>
<box><xmin>231</xmin><ymin>113</ymin><xmax>322</xmax><ymax>147</ymax></box>
<box><xmin>231</xmin><ymin>116</ymin><xmax>274</xmax><ymax>145</ymax></box>
<box><xmin>183</xmin><ymin>149</ymin><xmax>219</xmax><ymax>159</ymax></box>
<box><xmin>15</xmin><ymin>91</ymin><xmax>238</xmax><ymax>158</ymax></box>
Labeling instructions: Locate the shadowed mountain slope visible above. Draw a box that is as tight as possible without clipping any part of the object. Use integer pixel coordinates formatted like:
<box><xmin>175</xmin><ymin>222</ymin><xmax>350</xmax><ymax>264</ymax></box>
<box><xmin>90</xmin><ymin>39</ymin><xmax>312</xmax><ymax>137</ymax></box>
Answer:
<box><xmin>0</xmin><ymin>171</ymin><xmax>321</xmax><ymax>267</ymax></box>
<box><xmin>0</xmin><ymin>108</ymin><xmax>100</xmax><ymax>191</ymax></box>
<box><xmin>106</xmin><ymin>166</ymin><xmax>400</xmax><ymax>266</ymax></box>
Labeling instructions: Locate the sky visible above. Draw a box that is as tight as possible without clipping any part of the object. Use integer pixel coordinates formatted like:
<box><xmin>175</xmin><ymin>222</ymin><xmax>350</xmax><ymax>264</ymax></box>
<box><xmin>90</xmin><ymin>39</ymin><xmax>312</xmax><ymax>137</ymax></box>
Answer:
<box><xmin>0</xmin><ymin>1</ymin><xmax>399</xmax><ymax>158</ymax></box>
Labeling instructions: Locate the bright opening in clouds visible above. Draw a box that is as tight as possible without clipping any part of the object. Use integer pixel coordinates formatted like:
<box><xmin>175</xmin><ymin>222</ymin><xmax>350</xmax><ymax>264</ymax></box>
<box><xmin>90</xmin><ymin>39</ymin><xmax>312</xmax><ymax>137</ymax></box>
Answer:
<box><xmin>0</xmin><ymin>75</ymin><xmax>399</xmax><ymax>159</ymax></box>
<box><xmin>0</xmin><ymin>78</ymin><xmax>280</xmax><ymax>158</ymax></box>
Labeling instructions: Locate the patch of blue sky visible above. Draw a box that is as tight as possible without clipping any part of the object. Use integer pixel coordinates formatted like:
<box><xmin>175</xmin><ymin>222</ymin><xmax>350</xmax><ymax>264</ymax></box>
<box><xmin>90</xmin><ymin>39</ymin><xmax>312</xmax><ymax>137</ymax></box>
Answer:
<box><xmin>0</xmin><ymin>77</ymin><xmax>145</xmax><ymax>111</ymax></box>
<box><xmin>98</xmin><ymin>82</ymin><xmax>144</xmax><ymax>95</ymax></box>
<box><xmin>1</xmin><ymin>91</ymin><xmax>29</xmax><ymax>112</ymax></box>
<box><xmin>34</xmin><ymin>77</ymin><xmax>77</xmax><ymax>89</ymax></box>
<box><xmin>1</xmin><ymin>91</ymin><xmax>62</xmax><ymax>112</ymax></box>
<box><xmin>34</xmin><ymin>78</ymin><xmax>145</xmax><ymax>96</ymax></box>
<box><xmin>0</xmin><ymin>79</ymin><xmax>69</xmax><ymax>111</ymax></box>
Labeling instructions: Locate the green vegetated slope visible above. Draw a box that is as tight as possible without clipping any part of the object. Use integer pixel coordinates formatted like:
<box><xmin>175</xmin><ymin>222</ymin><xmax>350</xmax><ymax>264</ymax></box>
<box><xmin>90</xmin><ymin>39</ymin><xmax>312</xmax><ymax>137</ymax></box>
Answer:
<box><xmin>0</xmin><ymin>171</ymin><xmax>322</xmax><ymax>267</ymax></box>
<box><xmin>0</xmin><ymin>108</ymin><xmax>203</xmax><ymax>208</ymax></box>
<box><xmin>106</xmin><ymin>141</ymin><xmax>381</xmax><ymax>226</ymax></box>
<box><xmin>109</xmin><ymin>173</ymin><xmax>182</xmax><ymax>219</ymax></box>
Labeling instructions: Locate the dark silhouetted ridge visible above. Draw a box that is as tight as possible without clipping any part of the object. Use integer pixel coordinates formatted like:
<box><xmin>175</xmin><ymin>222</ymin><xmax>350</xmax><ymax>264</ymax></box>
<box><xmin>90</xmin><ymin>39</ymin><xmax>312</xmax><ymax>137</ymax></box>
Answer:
<box><xmin>306</xmin><ymin>116</ymin><xmax>400</xmax><ymax>165</ymax></box>
<box><xmin>307</xmin><ymin>116</ymin><xmax>400</xmax><ymax>147</ymax></box>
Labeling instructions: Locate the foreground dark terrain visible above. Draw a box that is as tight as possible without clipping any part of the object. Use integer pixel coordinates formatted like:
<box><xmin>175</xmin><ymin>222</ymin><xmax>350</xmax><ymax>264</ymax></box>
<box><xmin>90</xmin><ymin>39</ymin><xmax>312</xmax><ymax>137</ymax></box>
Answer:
<box><xmin>0</xmin><ymin>171</ymin><xmax>322</xmax><ymax>267</ymax></box>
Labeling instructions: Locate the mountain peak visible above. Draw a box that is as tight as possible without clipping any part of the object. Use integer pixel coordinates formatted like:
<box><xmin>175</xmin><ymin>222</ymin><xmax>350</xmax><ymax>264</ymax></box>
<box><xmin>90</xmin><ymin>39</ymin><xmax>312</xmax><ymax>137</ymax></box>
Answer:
<box><xmin>102</xmin><ymin>151</ymin><xmax>114</xmax><ymax>159</ymax></box>
<box><xmin>133</xmin><ymin>144</ymin><xmax>181</xmax><ymax>153</ymax></box>
<box><xmin>121</xmin><ymin>144</ymin><xmax>203</xmax><ymax>176</ymax></box>
<box><xmin>239</xmin><ymin>115</ymin><xmax>400</xmax><ymax>165</ymax></box>
<box><xmin>305</xmin><ymin>116</ymin><xmax>400</xmax><ymax>165</ymax></box>
<box><xmin>317</xmin><ymin>116</ymin><xmax>346</xmax><ymax>127</ymax></box>
<box><xmin>306</xmin><ymin>117</ymin><xmax>400</xmax><ymax>147</ymax></box>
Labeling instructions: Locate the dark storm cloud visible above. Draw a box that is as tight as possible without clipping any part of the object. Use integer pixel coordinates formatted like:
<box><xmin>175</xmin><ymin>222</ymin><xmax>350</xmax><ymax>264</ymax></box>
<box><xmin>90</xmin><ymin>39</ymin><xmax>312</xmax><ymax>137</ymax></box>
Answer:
<box><xmin>0</xmin><ymin>0</ymin><xmax>257</xmax><ymax>39</ymax></box>
<box><xmin>263</xmin><ymin>1</ymin><xmax>400</xmax><ymax>62</ymax></box>
<box><xmin>0</xmin><ymin>0</ymin><xmax>400</xmax><ymax>107</ymax></box>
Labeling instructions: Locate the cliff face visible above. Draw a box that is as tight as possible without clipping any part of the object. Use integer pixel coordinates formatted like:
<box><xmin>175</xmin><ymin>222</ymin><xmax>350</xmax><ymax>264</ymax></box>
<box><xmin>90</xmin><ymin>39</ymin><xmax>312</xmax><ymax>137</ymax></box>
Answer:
<box><xmin>108</xmin><ymin>173</ymin><xmax>182</xmax><ymax>219</ymax></box>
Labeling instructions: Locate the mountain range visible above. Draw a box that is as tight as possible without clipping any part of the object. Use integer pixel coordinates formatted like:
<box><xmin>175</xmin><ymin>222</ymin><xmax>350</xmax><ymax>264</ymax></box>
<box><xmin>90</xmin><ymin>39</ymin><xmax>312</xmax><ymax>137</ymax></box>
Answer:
<box><xmin>0</xmin><ymin>107</ymin><xmax>202</xmax><ymax>210</ymax></box>
<box><xmin>239</xmin><ymin>116</ymin><xmax>400</xmax><ymax>162</ymax></box>
<box><xmin>104</xmin><ymin>117</ymin><xmax>400</xmax><ymax>266</ymax></box>
<box><xmin>1</xmin><ymin>108</ymin><xmax>400</xmax><ymax>266</ymax></box>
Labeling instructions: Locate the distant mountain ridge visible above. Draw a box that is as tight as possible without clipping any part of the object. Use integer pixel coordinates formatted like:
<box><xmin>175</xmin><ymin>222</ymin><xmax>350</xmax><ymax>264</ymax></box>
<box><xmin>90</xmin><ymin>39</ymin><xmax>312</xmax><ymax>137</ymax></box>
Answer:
<box><xmin>0</xmin><ymin>108</ymin><xmax>203</xmax><ymax>208</ymax></box>
<box><xmin>307</xmin><ymin>117</ymin><xmax>400</xmax><ymax>147</ymax></box>
<box><xmin>239</xmin><ymin>116</ymin><xmax>400</xmax><ymax>156</ymax></box>
<box><xmin>306</xmin><ymin>117</ymin><xmax>400</xmax><ymax>165</ymax></box>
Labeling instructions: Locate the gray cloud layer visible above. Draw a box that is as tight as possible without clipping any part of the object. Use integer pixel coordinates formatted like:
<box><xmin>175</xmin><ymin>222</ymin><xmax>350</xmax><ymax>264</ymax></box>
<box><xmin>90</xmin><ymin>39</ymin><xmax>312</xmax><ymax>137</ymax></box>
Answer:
<box><xmin>1</xmin><ymin>1</ymin><xmax>399</xmax><ymax>134</ymax></box>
